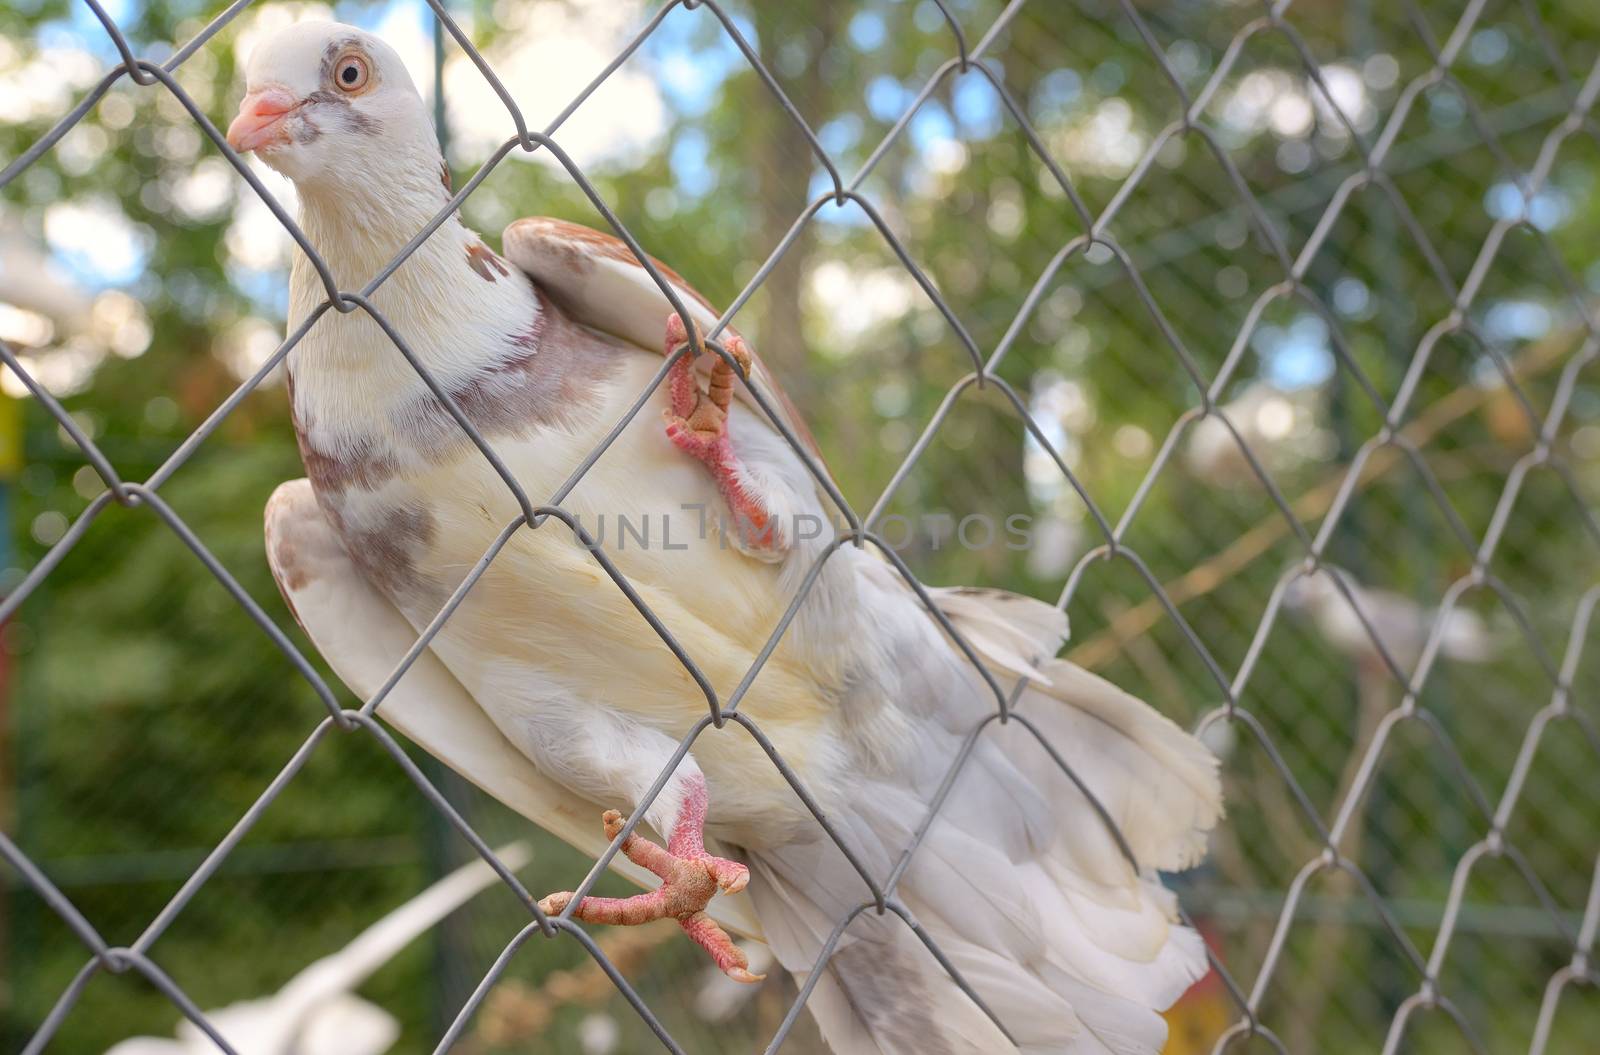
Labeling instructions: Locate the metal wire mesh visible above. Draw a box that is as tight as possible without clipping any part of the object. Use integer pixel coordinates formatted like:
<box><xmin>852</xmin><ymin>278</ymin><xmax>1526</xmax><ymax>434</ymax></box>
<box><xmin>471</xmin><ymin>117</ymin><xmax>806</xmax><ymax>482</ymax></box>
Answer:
<box><xmin>2</xmin><ymin>0</ymin><xmax>1599</xmax><ymax>1052</ymax></box>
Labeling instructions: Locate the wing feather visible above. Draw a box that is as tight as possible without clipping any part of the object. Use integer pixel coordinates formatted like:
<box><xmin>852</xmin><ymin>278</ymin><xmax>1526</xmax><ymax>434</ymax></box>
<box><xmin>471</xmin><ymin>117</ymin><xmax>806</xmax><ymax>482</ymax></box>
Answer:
<box><xmin>500</xmin><ymin>216</ymin><xmax>828</xmax><ymax>474</ymax></box>
<box><xmin>263</xmin><ymin>478</ymin><xmax>764</xmax><ymax>941</ymax></box>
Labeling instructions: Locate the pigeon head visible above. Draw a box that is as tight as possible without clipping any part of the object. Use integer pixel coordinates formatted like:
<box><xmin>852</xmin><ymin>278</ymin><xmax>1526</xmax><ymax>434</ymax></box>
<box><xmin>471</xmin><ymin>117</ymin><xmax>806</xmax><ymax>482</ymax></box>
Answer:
<box><xmin>1282</xmin><ymin>569</ymin><xmax>1337</xmax><ymax>612</ymax></box>
<box><xmin>228</xmin><ymin>21</ymin><xmax>439</xmax><ymax>190</ymax></box>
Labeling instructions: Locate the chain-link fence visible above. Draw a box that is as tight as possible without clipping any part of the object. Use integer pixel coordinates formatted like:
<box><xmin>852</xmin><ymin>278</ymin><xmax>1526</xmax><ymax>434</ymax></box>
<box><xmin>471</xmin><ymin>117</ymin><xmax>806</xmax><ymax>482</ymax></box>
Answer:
<box><xmin>2</xmin><ymin>0</ymin><xmax>1599</xmax><ymax>1052</ymax></box>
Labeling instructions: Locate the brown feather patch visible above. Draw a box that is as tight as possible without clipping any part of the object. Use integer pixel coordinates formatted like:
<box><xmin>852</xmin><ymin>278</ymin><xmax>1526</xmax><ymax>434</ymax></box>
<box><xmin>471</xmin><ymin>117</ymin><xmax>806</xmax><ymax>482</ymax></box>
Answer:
<box><xmin>504</xmin><ymin>216</ymin><xmax>715</xmax><ymax>314</ymax></box>
<box><xmin>466</xmin><ymin>242</ymin><xmax>510</xmax><ymax>283</ymax></box>
<box><xmin>296</xmin><ymin>428</ymin><xmax>401</xmax><ymax>494</ymax></box>
<box><xmin>409</xmin><ymin>288</ymin><xmax>623</xmax><ymax>441</ymax></box>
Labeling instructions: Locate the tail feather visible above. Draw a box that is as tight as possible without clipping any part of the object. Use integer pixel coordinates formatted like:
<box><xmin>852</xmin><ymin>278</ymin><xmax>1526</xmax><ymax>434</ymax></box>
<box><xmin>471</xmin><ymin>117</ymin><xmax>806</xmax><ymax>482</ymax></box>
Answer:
<box><xmin>750</xmin><ymin>818</ymin><xmax>1193</xmax><ymax>1054</ymax></box>
<box><xmin>749</xmin><ymin>852</ymin><xmax>1023</xmax><ymax>1055</ymax></box>
<box><xmin>1013</xmin><ymin>659</ymin><xmax>1222</xmax><ymax>874</ymax></box>
<box><xmin>930</xmin><ymin>586</ymin><xmax>1069</xmax><ymax>680</ymax></box>
<box><xmin>936</xmin><ymin>583</ymin><xmax>1222</xmax><ymax>874</ymax></box>
<box><xmin>1030</xmin><ymin>866</ymin><xmax>1209</xmax><ymax>1007</ymax></box>
<box><xmin>749</xmin><ymin>584</ymin><xmax>1221</xmax><ymax>1054</ymax></box>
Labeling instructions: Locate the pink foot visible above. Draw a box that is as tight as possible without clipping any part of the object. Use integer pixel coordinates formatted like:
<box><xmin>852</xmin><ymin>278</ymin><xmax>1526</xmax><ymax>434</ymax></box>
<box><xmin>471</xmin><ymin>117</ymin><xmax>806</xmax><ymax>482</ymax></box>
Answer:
<box><xmin>537</xmin><ymin>781</ymin><xmax>763</xmax><ymax>984</ymax></box>
<box><xmin>659</xmin><ymin>314</ymin><xmax>780</xmax><ymax>552</ymax></box>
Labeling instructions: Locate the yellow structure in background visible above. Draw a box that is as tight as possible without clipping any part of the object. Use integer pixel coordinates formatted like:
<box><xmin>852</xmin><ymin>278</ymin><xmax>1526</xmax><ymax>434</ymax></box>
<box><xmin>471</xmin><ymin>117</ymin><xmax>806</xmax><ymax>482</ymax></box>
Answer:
<box><xmin>0</xmin><ymin>389</ymin><xmax>22</xmax><ymax>478</ymax></box>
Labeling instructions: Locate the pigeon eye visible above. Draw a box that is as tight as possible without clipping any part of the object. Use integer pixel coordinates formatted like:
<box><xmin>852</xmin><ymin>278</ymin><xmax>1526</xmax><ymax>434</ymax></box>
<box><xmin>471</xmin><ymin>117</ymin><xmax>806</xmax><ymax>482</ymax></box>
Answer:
<box><xmin>334</xmin><ymin>53</ymin><xmax>370</xmax><ymax>92</ymax></box>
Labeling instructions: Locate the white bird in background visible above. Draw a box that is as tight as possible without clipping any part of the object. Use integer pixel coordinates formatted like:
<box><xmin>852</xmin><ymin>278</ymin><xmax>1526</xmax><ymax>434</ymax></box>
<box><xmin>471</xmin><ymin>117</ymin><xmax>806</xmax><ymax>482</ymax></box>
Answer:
<box><xmin>0</xmin><ymin>217</ymin><xmax>94</xmax><ymax>342</ymax></box>
<box><xmin>1184</xmin><ymin>380</ymin><xmax>1328</xmax><ymax>487</ymax></box>
<box><xmin>104</xmin><ymin>842</ymin><xmax>532</xmax><ymax>1055</ymax></box>
<box><xmin>1283</xmin><ymin>569</ymin><xmax>1496</xmax><ymax>675</ymax></box>
<box><xmin>238</xmin><ymin>22</ymin><xmax>1222</xmax><ymax>1053</ymax></box>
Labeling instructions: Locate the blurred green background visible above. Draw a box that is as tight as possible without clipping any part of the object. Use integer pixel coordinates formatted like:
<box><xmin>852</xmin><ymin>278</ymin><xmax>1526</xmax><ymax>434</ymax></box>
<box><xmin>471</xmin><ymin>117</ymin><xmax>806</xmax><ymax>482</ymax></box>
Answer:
<box><xmin>3</xmin><ymin>0</ymin><xmax>1600</xmax><ymax>1051</ymax></box>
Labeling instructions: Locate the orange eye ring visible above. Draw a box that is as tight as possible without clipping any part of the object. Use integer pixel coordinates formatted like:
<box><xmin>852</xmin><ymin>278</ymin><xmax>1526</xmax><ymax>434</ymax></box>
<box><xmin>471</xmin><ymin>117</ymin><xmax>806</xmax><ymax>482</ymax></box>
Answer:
<box><xmin>334</xmin><ymin>53</ymin><xmax>370</xmax><ymax>93</ymax></box>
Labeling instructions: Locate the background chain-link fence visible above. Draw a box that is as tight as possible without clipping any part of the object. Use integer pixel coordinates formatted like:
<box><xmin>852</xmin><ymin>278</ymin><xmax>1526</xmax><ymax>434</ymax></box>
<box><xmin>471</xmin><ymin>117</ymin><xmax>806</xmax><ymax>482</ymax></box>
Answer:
<box><xmin>1</xmin><ymin>0</ymin><xmax>1599</xmax><ymax>1052</ymax></box>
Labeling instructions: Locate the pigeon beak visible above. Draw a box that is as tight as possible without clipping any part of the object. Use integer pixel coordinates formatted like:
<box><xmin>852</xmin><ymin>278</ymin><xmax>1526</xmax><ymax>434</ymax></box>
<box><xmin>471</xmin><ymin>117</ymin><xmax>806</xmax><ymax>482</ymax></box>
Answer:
<box><xmin>226</xmin><ymin>87</ymin><xmax>300</xmax><ymax>153</ymax></box>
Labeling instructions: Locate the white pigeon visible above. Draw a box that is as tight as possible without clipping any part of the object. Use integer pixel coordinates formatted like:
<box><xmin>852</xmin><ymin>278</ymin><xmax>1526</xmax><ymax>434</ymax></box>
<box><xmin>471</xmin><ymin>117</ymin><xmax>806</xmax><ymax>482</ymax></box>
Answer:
<box><xmin>1283</xmin><ymin>569</ymin><xmax>1496</xmax><ymax>675</ymax></box>
<box><xmin>0</xmin><ymin>216</ymin><xmax>94</xmax><ymax>338</ymax></box>
<box><xmin>105</xmin><ymin>842</ymin><xmax>531</xmax><ymax>1055</ymax></box>
<box><xmin>236</xmin><ymin>22</ymin><xmax>1223</xmax><ymax>1054</ymax></box>
<box><xmin>1183</xmin><ymin>380</ymin><xmax>1326</xmax><ymax>487</ymax></box>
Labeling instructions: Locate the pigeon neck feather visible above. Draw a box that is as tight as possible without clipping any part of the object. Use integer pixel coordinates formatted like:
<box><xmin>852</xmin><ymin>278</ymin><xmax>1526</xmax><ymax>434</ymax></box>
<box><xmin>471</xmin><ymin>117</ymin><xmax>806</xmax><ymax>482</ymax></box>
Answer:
<box><xmin>285</xmin><ymin>157</ymin><xmax>540</xmax><ymax>457</ymax></box>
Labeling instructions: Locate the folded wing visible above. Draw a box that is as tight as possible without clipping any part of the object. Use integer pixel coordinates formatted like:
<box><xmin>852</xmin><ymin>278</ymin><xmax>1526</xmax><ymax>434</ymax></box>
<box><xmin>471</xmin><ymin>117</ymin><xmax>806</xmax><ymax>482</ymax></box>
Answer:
<box><xmin>262</xmin><ymin>478</ymin><xmax>764</xmax><ymax>940</ymax></box>
<box><xmin>501</xmin><ymin>216</ymin><xmax>832</xmax><ymax>482</ymax></box>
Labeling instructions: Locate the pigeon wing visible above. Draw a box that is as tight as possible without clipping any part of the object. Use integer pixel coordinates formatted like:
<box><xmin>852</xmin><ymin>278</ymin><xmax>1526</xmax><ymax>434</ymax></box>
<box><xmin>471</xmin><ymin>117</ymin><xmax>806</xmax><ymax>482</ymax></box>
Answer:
<box><xmin>500</xmin><ymin>216</ymin><xmax>831</xmax><ymax>484</ymax></box>
<box><xmin>263</xmin><ymin>478</ymin><xmax>764</xmax><ymax>941</ymax></box>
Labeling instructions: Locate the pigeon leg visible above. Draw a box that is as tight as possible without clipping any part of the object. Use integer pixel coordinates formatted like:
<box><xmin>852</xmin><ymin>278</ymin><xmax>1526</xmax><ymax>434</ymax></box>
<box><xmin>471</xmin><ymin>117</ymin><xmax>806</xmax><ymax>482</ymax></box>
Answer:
<box><xmin>538</xmin><ymin>774</ymin><xmax>764</xmax><ymax>983</ymax></box>
<box><xmin>660</xmin><ymin>314</ymin><xmax>784</xmax><ymax>553</ymax></box>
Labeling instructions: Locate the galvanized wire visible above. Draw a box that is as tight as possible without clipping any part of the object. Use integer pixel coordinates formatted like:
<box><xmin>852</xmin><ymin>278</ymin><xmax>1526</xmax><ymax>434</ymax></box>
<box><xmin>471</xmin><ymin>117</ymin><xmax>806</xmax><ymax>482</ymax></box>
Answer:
<box><xmin>1</xmin><ymin>0</ymin><xmax>1598</xmax><ymax>1052</ymax></box>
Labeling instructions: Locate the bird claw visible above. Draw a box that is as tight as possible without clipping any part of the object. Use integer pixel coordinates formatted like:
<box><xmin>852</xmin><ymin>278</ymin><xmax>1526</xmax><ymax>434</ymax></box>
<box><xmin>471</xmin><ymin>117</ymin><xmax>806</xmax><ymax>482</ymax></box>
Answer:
<box><xmin>712</xmin><ymin>858</ymin><xmax>750</xmax><ymax>895</ymax></box>
<box><xmin>661</xmin><ymin>406</ymin><xmax>728</xmax><ymax>455</ymax></box>
<box><xmin>682</xmin><ymin>910</ymin><xmax>766</xmax><ymax>984</ymax></box>
<box><xmin>663</xmin><ymin>313</ymin><xmax>750</xmax><ymax>429</ymax></box>
<box><xmin>663</xmin><ymin>313</ymin><xmax>751</xmax><ymax>375</ymax></box>
<box><xmin>659</xmin><ymin>314</ymin><xmax>781</xmax><ymax>553</ymax></box>
<box><xmin>716</xmin><ymin>334</ymin><xmax>753</xmax><ymax>378</ymax></box>
<box><xmin>534</xmin><ymin>889</ymin><xmax>576</xmax><ymax>916</ymax></box>
<box><xmin>538</xmin><ymin>807</ymin><xmax>761</xmax><ymax>984</ymax></box>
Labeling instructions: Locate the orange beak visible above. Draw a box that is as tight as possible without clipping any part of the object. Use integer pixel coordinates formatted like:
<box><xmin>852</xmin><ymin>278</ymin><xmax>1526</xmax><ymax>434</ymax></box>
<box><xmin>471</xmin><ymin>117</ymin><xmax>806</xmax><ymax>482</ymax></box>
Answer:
<box><xmin>226</xmin><ymin>87</ymin><xmax>300</xmax><ymax>153</ymax></box>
